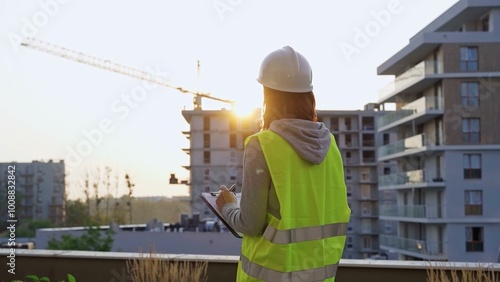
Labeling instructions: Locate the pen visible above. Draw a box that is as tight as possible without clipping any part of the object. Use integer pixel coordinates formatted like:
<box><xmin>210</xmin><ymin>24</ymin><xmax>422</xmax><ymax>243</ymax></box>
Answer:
<box><xmin>228</xmin><ymin>183</ymin><xmax>236</xmax><ymax>192</ymax></box>
<box><xmin>210</xmin><ymin>184</ymin><xmax>236</xmax><ymax>196</ymax></box>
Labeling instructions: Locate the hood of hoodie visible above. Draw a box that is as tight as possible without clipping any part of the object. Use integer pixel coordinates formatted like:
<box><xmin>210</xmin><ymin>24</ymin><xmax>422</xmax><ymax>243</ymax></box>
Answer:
<box><xmin>269</xmin><ymin>119</ymin><xmax>331</xmax><ymax>164</ymax></box>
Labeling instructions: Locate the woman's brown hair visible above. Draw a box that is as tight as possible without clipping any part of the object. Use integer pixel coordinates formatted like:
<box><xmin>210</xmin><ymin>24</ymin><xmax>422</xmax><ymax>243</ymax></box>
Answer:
<box><xmin>259</xmin><ymin>87</ymin><xmax>317</xmax><ymax>130</ymax></box>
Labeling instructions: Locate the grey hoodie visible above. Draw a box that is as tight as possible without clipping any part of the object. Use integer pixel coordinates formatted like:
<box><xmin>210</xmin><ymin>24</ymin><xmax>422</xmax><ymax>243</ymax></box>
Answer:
<box><xmin>221</xmin><ymin>119</ymin><xmax>332</xmax><ymax>236</ymax></box>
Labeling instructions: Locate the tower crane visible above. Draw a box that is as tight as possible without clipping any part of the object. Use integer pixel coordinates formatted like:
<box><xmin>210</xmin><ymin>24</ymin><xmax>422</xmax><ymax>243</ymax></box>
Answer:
<box><xmin>20</xmin><ymin>37</ymin><xmax>235</xmax><ymax>110</ymax></box>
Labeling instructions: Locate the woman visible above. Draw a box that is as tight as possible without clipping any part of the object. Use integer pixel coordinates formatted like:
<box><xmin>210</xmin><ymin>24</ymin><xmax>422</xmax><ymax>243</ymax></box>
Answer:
<box><xmin>216</xmin><ymin>46</ymin><xmax>351</xmax><ymax>282</ymax></box>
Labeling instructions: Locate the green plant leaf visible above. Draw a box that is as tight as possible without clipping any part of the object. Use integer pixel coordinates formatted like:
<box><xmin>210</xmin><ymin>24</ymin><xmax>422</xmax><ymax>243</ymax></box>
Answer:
<box><xmin>67</xmin><ymin>273</ymin><xmax>76</xmax><ymax>282</ymax></box>
<box><xmin>40</xmin><ymin>277</ymin><xmax>50</xmax><ymax>282</ymax></box>
<box><xmin>26</xmin><ymin>275</ymin><xmax>40</xmax><ymax>282</ymax></box>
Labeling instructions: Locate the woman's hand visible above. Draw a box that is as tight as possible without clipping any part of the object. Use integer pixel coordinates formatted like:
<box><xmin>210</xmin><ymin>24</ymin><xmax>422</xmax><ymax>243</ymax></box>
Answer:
<box><xmin>216</xmin><ymin>185</ymin><xmax>237</xmax><ymax>211</ymax></box>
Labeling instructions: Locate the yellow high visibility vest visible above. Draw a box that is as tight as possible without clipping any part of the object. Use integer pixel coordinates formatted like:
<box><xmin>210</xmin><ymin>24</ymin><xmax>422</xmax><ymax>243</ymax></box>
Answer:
<box><xmin>238</xmin><ymin>130</ymin><xmax>351</xmax><ymax>282</ymax></box>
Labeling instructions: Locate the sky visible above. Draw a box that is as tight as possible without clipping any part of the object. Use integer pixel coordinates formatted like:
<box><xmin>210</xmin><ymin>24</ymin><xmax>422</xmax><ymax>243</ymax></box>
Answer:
<box><xmin>0</xmin><ymin>0</ymin><xmax>459</xmax><ymax>199</ymax></box>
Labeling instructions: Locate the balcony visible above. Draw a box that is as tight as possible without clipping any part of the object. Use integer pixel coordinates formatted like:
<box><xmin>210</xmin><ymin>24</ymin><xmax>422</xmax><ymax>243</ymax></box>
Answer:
<box><xmin>358</xmin><ymin>225</ymin><xmax>380</xmax><ymax>235</ymax></box>
<box><xmin>358</xmin><ymin>211</ymin><xmax>379</xmax><ymax>219</ymax></box>
<box><xmin>362</xmin><ymin>140</ymin><xmax>375</xmax><ymax>147</ymax></box>
<box><xmin>380</xmin><ymin>235</ymin><xmax>446</xmax><ymax>260</ymax></box>
<box><xmin>341</xmin><ymin>141</ymin><xmax>359</xmax><ymax>149</ymax></box>
<box><xmin>378</xmin><ymin>60</ymin><xmax>444</xmax><ymax>103</ymax></box>
<box><xmin>379</xmin><ymin>205</ymin><xmax>442</xmax><ymax>220</ymax></box>
<box><xmin>378</xmin><ymin>169</ymin><xmax>446</xmax><ymax>189</ymax></box>
<box><xmin>360</xmin><ymin>175</ymin><xmax>377</xmax><ymax>184</ymax></box>
<box><xmin>377</xmin><ymin>134</ymin><xmax>442</xmax><ymax>161</ymax></box>
<box><xmin>377</xmin><ymin>96</ymin><xmax>444</xmax><ymax>132</ymax></box>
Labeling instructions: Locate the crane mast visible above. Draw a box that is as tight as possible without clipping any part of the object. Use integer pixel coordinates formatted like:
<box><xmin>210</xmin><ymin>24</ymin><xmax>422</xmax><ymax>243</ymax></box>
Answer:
<box><xmin>20</xmin><ymin>37</ymin><xmax>234</xmax><ymax>110</ymax></box>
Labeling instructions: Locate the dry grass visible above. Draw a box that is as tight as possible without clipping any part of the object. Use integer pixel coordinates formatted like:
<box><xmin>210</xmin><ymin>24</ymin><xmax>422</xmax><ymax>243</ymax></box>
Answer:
<box><xmin>126</xmin><ymin>251</ymin><xmax>208</xmax><ymax>282</ymax></box>
<box><xmin>426</xmin><ymin>261</ymin><xmax>499</xmax><ymax>282</ymax></box>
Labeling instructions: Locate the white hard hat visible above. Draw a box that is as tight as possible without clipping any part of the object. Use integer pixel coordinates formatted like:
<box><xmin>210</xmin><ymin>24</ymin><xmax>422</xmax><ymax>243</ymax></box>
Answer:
<box><xmin>257</xmin><ymin>46</ymin><xmax>313</xmax><ymax>93</ymax></box>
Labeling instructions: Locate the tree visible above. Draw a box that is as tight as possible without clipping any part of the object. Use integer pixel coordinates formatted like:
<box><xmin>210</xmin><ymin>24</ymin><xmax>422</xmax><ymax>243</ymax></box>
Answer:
<box><xmin>47</xmin><ymin>225</ymin><xmax>114</xmax><ymax>251</ymax></box>
<box><xmin>125</xmin><ymin>174</ymin><xmax>134</xmax><ymax>224</ymax></box>
<box><xmin>16</xmin><ymin>219</ymin><xmax>54</xmax><ymax>238</ymax></box>
<box><xmin>64</xmin><ymin>199</ymin><xmax>91</xmax><ymax>227</ymax></box>
<box><xmin>92</xmin><ymin>167</ymin><xmax>103</xmax><ymax>223</ymax></box>
<box><xmin>104</xmin><ymin>166</ymin><xmax>112</xmax><ymax>222</ymax></box>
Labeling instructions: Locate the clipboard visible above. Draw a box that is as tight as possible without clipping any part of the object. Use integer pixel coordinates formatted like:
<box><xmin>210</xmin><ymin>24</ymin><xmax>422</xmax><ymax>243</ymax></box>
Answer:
<box><xmin>199</xmin><ymin>192</ymin><xmax>243</xmax><ymax>238</ymax></box>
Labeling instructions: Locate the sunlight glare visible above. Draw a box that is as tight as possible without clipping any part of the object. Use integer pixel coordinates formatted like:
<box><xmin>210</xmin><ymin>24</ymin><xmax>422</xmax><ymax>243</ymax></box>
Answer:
<box><xmin>232</xmin><ymin>101</ymin><xmax>260</xmax><ymax>118</ymax></box>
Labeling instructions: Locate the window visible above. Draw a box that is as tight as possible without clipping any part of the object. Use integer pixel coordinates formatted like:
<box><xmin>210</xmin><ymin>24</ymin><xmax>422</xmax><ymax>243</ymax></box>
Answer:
<box><xmin>204</xmin><ymin>169</ymin><xmax>210</xmax><ymax>182</ymax></box>
<box><xmin>464</xmin><ymin>154</ymin><xmax>481</xmax><ymax>179</ymax></box>
<box><xmin>362</xmin><ymin>151</ymin><xmax>375</xmax><ymax>163</ymax></box>
<box><xmin>345</xmin><ymin>151</ymin><xmax>352</xmax><ymax>164</ymax></box>
<box><xmin>362</xmin><ymin>219</ymin><xmax>371</xmax><ymax>233</ymax></box>
<box><xmin>361</xmin><ymin>185</ymin><xmax>371</xmax><ymax>198</ymax></box>
<box><xmin>203</xmin><ymin>134</ymin><xmax>210</xmax><ymax>148</ymax></box>
<box><xmin>345</xmin><ymin>169</ymin><xmax>352</xmax><ymax>182</ymax></box>
<box><xmin>465</xmin><ymin>190</ymin><xmax>483</xmax><ymax>215</ymax></box>
<box><xmin>462</xmin><ymin>118</ymin><xmax>480</xmax><ymax>143</ymax></box>
<box><xmin>333</xmin><ymin>134</ymin><xmax>339</xmax><ymax>146</ymax></box>
<box><xmin>361</xmin><ymin>173</ymin><xmax>371</xmax><ymax>182</ymax></box>
<box><xmin>383</xmin><ymin>133</ymin><xmax>390</xmax><ymax>145</ymax></box>
<box><xmin>330</xmin><ymin>117</ymin><xmax>339</xmax><ymax>131</ymax></box>
<box><xmin>203</xmin><ymin>151</ymin><xmax>211</xmax><ymax>164</ymax></box>
<box><xmin>361</xmin><ymin>202</ymin><xmax>370</xmax><ymax>216</ymax></box>
<box><xmin>344</xmin><ymin>117</ymin><xmax>351</xmax><ymax>130</ymax></box>
<box><xmin>229</xmin><ymin>134</ymin><xmax>236</xmax><ymax>148</ymax></box>
<box><xmin>466</xmin><ymin>227</ymin><xmax>484</xmax><ymax>252</ymax></box>
<box><xmin>229</xmin><ymin>166</ymin><xmax>237</xmax><ymax>181</ymax></box>
<box><xmin>346</xmin><ymin>236</ymin><xmax>353</xmax><ymax>249</ymax></box>
<box><xmin>203</xmin><ymin>116</ymin><xmax>210</xmax><ymax>131</ymax></box>
<box><xmin>482</xmin><ymin>15</ymin><xmax>489</xmax><ymax>31</ymax></box>
<box><xmin>362</xmin><ymin>134</ymin><xmax>375</xmax><ymax>147</ymax></box>
<box><xmin>384</xmin><ymin>221</ymin><xmax>393</xmax><ymax>234</ymax></box>
<box><xmin>345</xmin><ymin>134</ymin><xmax>352</xmax><ymax>147</ymax></box>
<box><xmin>229</xmin><ymin>118</ymin><xmax>236</xmax><ymax>131</ymax></box>
<box><xmin>346</xmin><ymin>185</ymin><xmax>352</xmax><ymax>198</ymax></box>
<box><xmin>461</xmin><ymin>82</ymin><xmax>479</xmax><ymax>107</ymax></box>
<box><xmin>460</xmin><ymin>47</ymin><xmax>478</xmax><ymax>72</ymax></box>
<box><xmin>362</xmin><ymin>237</ymin><xmax>372</xmax><ymax>249</ymax></box>
<box><xmin>362</xmin><ymin>117</ymin><xmax>374</xmax><ymax>130</ymax></box>
<box><xmin>347</xmin><ymin>222</ymin><xmax>353</xmax><ymax>233</ymax></box>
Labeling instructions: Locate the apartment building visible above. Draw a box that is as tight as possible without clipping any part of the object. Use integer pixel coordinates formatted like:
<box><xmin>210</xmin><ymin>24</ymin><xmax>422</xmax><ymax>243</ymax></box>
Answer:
<box><xmin>376</xmin><ymin>0</ymin><xmax>500</xmax><ymax>262</ymax></box>
<box><xmin>0</xmin><ymin>160</ymin><xmax>65</xmax><ymax>226</ymax></box>
<box><xmin>318</xmin><ymin>103</ymin><xmax>397</xmax><ymax>259</ymax></box>
<box><xmin>182</xmin><ymin>104</ymin><xmax>396</xmax><ymax>259</ymax></box>
<box><xmin>181</xmin><ymin>109</ymin><xmax>260</xmax><ymax>218</ymax></box>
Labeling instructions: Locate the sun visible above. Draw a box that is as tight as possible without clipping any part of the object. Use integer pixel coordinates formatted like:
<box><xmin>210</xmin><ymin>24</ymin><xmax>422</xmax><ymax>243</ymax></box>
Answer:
<box><xmin>232</xmin><ymin>101</ymin><xmax>260</xmax><ymax>118</ymax></box>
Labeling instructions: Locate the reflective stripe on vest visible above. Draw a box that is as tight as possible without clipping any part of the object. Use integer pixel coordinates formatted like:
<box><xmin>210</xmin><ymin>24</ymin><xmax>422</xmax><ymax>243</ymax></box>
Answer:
<box><xmin>241</xmin><ymin>255</ymin><xmax>339</xmax><ymax>282</ymax></box>
<box><xmin>262</xmin><ymin>222</ymin><xmax>348</xmax><ymax>244</ymax></box>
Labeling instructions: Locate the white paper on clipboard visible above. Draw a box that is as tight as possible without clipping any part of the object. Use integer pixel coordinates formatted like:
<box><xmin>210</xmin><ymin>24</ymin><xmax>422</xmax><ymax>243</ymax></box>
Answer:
<box><xmin>199</xmin><ymin>192</ymin><xmax>243</xmax><ymax>238</ymax></box>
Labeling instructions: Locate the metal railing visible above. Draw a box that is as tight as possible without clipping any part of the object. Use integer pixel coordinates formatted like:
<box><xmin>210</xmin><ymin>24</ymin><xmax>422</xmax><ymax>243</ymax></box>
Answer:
<box><xmin>378</xmin><ymin>96</ymin><xmax>443</xmax><ymax>128</ymax></box>
<box><xmin>378</xmin><ymin>60</ymin><xmax>444</xmax><ymax>101</ymax></box>
<box><xmin>379</xmin><ymin>204</ymin><xmax>442</xmax><ymax>219</ymax></box>
<box><xmin>380</xmin><ymin>235</ymin><xmax>444</xmax><ymax>257</ymax></box>
<box><xmin>379</xmin><ymin>169</ymin><xmax>425</xmax><ymax>187</ymax></box>
<box><xmin>378</xmin><ymin>134</ymin><xmax>428</xmax><ymax>158</ymax></box>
